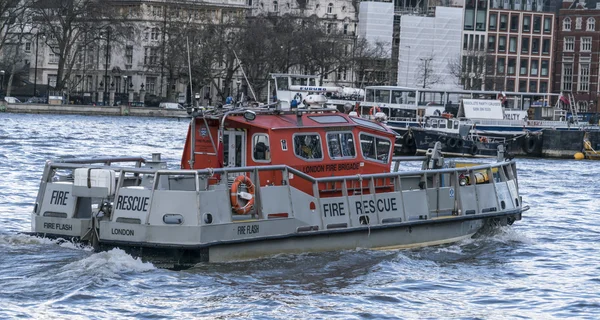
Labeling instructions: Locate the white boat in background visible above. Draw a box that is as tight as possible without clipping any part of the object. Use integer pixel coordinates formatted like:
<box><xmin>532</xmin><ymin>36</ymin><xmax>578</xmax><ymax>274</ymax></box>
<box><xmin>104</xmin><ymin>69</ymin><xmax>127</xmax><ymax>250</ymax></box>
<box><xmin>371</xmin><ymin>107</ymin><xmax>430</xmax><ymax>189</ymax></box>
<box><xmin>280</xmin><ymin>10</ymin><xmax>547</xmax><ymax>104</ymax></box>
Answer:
<box><xmin>352</xmin><ymin>86</ymin><xmax>599</xmax><ymax>137</ymax></box>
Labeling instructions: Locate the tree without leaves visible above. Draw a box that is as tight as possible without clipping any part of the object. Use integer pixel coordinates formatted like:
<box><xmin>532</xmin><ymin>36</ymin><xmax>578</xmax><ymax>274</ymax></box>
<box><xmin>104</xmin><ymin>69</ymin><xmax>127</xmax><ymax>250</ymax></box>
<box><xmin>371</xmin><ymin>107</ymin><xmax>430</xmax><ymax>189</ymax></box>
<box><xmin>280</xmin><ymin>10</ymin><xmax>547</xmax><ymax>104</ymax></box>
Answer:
<box><xmin>415</xmin><ymin>55</ymin><xmax>440</xmax><ymax>89</ymax></box>
<box><xmin>29</xmin><ymin>0</ymin><xmax>125</xmax><ymax>91</ymax></box>
<box><xmin>447</xmin><ymin>50</ymin><xmax>494</xmax><ymax>90</ymax></box>
<box><xmin>351</xmin><ymin>38</ymin><xmax>392</xmax><ymax>87</ymax></box>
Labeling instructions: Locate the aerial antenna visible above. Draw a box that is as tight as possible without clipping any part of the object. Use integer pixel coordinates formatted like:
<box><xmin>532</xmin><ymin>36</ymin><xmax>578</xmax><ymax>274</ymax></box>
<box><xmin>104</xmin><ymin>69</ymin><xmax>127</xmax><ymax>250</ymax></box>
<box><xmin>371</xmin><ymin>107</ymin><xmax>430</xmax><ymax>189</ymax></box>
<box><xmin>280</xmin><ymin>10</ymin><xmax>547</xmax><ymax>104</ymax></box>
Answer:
<box><xmin>186</xmin><ymin>36</ymin><xmax>193</xmax><ymax>107</ymax></box>
<box><xmin>232</xmin><ymin>49</ymin><xmax>257</xmax><ymax>101</ymax></box>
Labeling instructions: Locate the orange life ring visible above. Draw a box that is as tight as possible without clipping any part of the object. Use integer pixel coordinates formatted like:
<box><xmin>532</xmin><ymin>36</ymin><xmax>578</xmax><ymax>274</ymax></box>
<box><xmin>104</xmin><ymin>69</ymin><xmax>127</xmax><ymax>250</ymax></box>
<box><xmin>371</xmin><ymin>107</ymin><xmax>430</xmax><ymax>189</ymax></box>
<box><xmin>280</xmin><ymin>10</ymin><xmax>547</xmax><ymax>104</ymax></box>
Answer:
<box><xmin>230</xmin><ymin>175</ymin><xmax>255</xmax><ymax>214</ymax></box>
<box><xmin>369</xmin><ymin>106</ymin><xmax>382</xmax><ymax>115</ymax></box>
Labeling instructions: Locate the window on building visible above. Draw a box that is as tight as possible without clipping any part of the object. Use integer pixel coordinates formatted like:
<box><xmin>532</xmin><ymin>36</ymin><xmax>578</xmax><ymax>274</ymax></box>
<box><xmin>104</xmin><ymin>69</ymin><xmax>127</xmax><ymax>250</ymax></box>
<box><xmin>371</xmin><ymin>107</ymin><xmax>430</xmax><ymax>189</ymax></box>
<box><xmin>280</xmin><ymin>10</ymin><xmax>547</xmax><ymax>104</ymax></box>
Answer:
<box><xmin>579</xmin><ymin>63</ymin><xmax>590</xmax><ymax>91</ymax></box>
<box><xmin>529</xmin><ymin>80</ymin><xmax>537</xmax><ymax>92</ymax></box>
<box><xmin>531</xmin><ymin>59</ymin><xmax>539</xmax><ymax>76</ymax></box>
<box><xmin>488</xmin><ymin>36</ymin><xmax>496</xmax><ymax>52</ymax></box>
<box><xmin>476</xmin><ymin>10</ymin><xmax>486</xmax><ymax>31</ymax></box>
<box><xmin>150</xmin><ymin>27</ymin><xmax>160</xmax><ymax>41</ymax></box>
<box><xmin>469</xmin><ymin>34</ymin><xmax>474</xmax><ymax>50</ymax></box>
<box><xmin>576</xmin><ymin>17</ymin><xmax>582</xmax><ymax>30</ymax></box>
<box><xmin>499</xmin><ymin>36</ymin><xmax>506</xmax><ymax>51</ymax></box>
<box><xmin>521</xmin><ymin>37</ymin><xmax>529</xmax><ymax>53</ymax></box>
<box><xmin>540</xmin><ymin>81</ymin><xmax>548</xmax><ymax>93</ymax></box>
<box><xmin>542</xmin><ymin>38</ymin><xmax>550</xmax><ymax>54</ymax></box>
<box><xmin>144</xmin><ymin>46</ymin><xmax>158</xmax><ymax>65</ymax></box>
<box><xmin>507</xmin><ymin>79</ymin><xmax>515</xmax><ymax>91</ymax></box>
<box><xmin>508</xmin><ymin>58</ymin><xmax>516</xmax><ymax>75</ymax></box>
<box><xmin>523</xmin><ymin>16</ymin><xmax>531</xmax><ymax>32</ymax></box>
<box><xmin>564</xmin><ymin>37</ymin><xmax>575</xmax><ymax>51</ymax></box>
<box><xmin>563</xmin><ymin>17</ymin><xmax>571</xmax><ymax>31</ymax></box>
<box><xmin>273</xmin><ymin>1</ymin><xmax>278</xmax><ymax>11</ymax></box>
<box><xmin>581</xmin><ymin>37</ymin><xmax>592</xmax><ymax>52</ymax></box>
<box><xmin>520</xmin><ymin>59</ymin><xmax>528</xmax><ymax>75</ymax></box>
<box><xmin>326</xmin><ymin>23</ymin><xmax>334</xmax><ymax>34</ymax></box>
<box><xmin>327</xmin><ymin>3</ymin><xmax>333</xmax><ymax>14</ymax></box>
<box><xmin>587</xmin><ymin>17</ymin><xmax>596</xmax><ymax>31</ymax></box>
<box><xmin>146</xmin><ymin>77</ymin><xmax>156</xmax><ymax>95</ymax></box>
<box><xmin>49</xmin><ymin>48</ymin><xmax>59</xmax><ymax>64</ymax></box>
<box><xmin>519</xmin><ymin>80</ymin><xmax>527</xmax><ymax>92</ymax></box>
<box><xmin>541</xmin><ymin>60</ymin><xmax>549</xmax><ymax>76</ymax></box>
<box><xmin>562</xmin><ymin>63</ymin><xmax>573</xmax><ymax>91</ymax></box>
<box><xmin>25</xmin><ymin>42</ymin><xmax>31</xmax><ymax>52</ymax></box>
<box><xmin>125</xmin><ymin>45</ymin><xmax>133</xmax><ymax>65</ymax></box>
<box><xmin>532</xmin><ymin>38</ymin><xmax>540</xmax><ymax>54</ymax></box>
<box><xmin>294</xmin><ymin>134</ymin><xmax>323</xmax><ymax>160</ymax></box>
<box><xmin>533</xmin><ymin>16</ymin><xmax>541</xmax><ymax>33</ymax></box>
<box><xmin>343</xmin><ymin>24</ymin><xmax>348</xmax><ymax>35</ymax></box>
<box><xmin>480</xmin><ymin>35</ymin><xmax>485</xmax><ymax>50</ymax></box>
<box><xmin>327</xmin><ymin>132</ymin><xmax>355</xmax><ymax>159</ymax></box>
<box><xmin>464</xmin><ymin>9</ymin><xmax>474</xmax><ymax>30</ymax></box>
<box><xmin>463</xmin><ymin>34</ymin><xmax>468</xmax><ymax>50</ymax></box>
<box><xmin>474</xmin><ymin>35</ymin><xmax>479</xmax><ymax>51</ymax></box>
<box><xmin>544</xmin><ymin>17</ymin><xmax>552</xmax><ymax>33</ymax></box>
<box><xmin>497</xmin><ymin>57</ymin><xmax>505</xmax><ymax>74</ymax></box>
<box><xmin>509</xmin><ymin>37</ymin><xmax>517</xmax><ymax>53</ymax></box>
<box><xmin>510</xmin><ymin>14</ymin><xmax>519</xmax><ymax>31</ymax></box>
<box><xmin>500</xmin><ymin>14</ymin><xmax>508</xmax><ymax>30</ymax></box>
<box><xmin>489</xmin><ymin>13</ymin><xmax>497</xmax><ymax>30</ymax></box>
<box><xmin>359</xmin><ymin>133</ymin><xmax>390</xmax><ymax>163</ymax></box>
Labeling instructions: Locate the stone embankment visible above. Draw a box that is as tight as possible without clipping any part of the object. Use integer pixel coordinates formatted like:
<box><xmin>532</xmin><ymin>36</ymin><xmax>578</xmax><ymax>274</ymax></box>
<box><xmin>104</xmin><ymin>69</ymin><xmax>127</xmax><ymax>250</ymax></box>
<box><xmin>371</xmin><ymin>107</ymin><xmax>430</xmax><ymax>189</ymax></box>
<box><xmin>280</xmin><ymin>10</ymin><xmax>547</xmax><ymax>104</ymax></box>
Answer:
<box><xmin>0</xmin><ymin>102</ymin><xmax>189</xmax><ymax>118</ymax></box>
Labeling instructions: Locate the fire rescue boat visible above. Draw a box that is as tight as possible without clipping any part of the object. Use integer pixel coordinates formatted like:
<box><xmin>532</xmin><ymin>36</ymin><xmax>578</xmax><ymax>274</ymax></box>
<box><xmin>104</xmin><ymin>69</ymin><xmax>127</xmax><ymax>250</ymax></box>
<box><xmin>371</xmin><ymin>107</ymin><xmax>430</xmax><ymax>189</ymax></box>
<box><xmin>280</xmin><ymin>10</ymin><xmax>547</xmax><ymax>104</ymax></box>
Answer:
<box><xmin>29</xmin><ymin>91</ymin><xmax>528</xmax><ymax>269</ymax></box>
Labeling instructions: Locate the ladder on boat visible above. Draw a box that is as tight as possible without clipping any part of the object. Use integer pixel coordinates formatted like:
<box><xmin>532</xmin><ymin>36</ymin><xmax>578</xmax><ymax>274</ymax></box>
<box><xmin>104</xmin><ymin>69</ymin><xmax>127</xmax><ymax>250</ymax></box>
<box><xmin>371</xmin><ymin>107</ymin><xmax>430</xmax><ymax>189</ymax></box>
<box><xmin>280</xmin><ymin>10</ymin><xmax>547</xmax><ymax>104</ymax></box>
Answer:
<box><xmin>567</xmin><ymin>93</ymin><xmax>579</xmax><ymax>124</ymax></box>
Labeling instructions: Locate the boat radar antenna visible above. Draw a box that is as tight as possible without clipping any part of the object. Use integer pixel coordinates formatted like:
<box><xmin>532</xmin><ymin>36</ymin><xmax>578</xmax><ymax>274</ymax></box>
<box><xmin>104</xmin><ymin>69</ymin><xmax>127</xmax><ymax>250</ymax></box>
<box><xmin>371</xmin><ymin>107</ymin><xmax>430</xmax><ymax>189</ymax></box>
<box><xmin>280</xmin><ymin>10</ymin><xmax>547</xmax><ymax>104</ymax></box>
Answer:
<box><xmin>232</xmin><ymin>49</ymin><xmax>257</xmax><ymax>102</ymax></box>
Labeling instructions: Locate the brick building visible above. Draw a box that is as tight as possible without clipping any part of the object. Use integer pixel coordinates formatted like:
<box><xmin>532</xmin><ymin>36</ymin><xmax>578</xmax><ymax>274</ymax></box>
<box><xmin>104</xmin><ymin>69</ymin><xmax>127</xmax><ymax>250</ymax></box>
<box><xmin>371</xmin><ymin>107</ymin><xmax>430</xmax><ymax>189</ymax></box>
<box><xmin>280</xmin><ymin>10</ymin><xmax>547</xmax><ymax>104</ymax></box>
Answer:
<box><xmin>462</xmin><ymin>0</ymin><xmax>555</xmax><ymax>93</ymax></box>
<box><xmin>553</xmin><ymin>0</ymin><xmax>600</xmax><ymax>115</ymax></box>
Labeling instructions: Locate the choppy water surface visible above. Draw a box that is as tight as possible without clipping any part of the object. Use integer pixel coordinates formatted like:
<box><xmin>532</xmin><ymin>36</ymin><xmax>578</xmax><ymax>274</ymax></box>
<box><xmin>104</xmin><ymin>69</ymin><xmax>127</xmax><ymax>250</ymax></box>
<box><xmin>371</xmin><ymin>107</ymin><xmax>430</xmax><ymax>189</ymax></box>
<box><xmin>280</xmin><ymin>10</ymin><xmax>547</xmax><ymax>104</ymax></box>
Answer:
<box><xmin>1</xmin><ymin>113</ymin><xmax>599</xmax><ymax>319</ymax></box>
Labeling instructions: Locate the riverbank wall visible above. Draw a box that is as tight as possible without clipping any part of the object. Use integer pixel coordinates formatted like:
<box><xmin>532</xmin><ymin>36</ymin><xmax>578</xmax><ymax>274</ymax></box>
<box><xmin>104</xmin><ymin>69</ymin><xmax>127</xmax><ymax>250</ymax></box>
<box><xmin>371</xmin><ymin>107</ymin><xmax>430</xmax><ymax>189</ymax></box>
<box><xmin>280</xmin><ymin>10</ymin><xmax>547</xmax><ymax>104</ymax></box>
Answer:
<box><xmin>0</xmin><ymin>102</ymin><xmax>188</xmax><ymax>118</ymax></box>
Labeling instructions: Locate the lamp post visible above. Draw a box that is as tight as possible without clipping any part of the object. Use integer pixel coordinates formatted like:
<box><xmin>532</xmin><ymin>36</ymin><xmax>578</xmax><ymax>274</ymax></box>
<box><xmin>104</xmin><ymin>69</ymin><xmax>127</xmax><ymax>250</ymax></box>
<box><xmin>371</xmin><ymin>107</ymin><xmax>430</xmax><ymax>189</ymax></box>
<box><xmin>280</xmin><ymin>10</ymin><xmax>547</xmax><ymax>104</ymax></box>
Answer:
<box><xmin>405</xmin><ymin>45</ymin><xmax>411</xmax><ymax>86</ymax></box>
<box><xmin>33</xmin><ymin>32</ymin><xmax>44</xmax><ymax>97</ymax></box>
<box><xmin>103</xmin><ymin>28</ymin><xmax>110</xmax><ymax>105</ymax></box>
<box><xmin>0</xmin><ymin>70</ymin><xmax>5</xmax><ymax>94</ymax></box>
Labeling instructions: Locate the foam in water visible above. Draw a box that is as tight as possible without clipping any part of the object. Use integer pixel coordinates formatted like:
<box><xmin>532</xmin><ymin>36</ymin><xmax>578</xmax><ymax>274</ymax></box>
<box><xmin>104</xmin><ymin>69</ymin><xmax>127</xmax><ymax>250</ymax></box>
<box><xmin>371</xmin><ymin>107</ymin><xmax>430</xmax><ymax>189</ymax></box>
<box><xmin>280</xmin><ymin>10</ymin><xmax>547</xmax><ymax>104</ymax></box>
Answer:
<box><xmin>62</xmin><ymin>248</ymin><xmax>155</xmax><ymax>275</ymax></box>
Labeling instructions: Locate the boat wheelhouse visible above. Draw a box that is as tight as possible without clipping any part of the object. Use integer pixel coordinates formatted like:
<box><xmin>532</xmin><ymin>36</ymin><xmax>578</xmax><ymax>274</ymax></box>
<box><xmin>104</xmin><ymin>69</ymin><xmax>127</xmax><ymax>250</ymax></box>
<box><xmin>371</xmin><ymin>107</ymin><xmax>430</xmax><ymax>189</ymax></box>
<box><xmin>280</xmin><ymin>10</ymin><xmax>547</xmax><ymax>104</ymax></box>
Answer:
<box><xmin>28</xmin><ymin>103</ymin><xmax>528</xmax><ymax>268</ymax></box>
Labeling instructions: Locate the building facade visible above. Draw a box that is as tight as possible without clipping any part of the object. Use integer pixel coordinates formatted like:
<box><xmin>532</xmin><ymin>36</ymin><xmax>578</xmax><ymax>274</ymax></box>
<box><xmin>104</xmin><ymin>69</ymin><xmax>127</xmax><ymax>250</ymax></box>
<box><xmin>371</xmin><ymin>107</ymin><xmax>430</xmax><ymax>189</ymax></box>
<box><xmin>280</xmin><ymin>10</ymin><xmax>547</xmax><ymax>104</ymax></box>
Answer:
<box><xmin>553</xmin><ymin>0</ymin><xmax>600</xmax><ymax>115</ymax></box>
<box><xmin>398</xmin><ymin>6</ymin><xmax>464</xmax><ymax>90</ymax></box>
<box><xmin>462</xmin><ymin>0</ymin><xmax>555</xmax><ymax>94</ymax></box>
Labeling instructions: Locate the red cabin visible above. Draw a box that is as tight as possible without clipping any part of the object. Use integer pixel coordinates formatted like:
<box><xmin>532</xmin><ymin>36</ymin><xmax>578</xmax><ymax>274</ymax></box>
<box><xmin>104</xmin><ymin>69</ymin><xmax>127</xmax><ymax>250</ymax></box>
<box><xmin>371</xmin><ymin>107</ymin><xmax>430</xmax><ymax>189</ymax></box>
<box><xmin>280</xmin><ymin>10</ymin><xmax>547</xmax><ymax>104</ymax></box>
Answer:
<box><xmin>181</xmin><ymin>107</ymin><xmax>397</xmax><ymax>196</ymax></box>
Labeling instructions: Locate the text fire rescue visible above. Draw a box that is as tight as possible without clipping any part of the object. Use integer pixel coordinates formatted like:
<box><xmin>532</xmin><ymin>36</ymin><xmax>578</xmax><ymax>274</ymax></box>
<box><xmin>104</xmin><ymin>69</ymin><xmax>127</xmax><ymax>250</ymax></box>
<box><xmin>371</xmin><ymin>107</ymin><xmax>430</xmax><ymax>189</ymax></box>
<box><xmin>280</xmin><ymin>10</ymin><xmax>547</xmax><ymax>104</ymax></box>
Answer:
<box><xmin>323</xmin><ymin>197</ymin><xmax>398</xmax><ymax>217</ymax></box>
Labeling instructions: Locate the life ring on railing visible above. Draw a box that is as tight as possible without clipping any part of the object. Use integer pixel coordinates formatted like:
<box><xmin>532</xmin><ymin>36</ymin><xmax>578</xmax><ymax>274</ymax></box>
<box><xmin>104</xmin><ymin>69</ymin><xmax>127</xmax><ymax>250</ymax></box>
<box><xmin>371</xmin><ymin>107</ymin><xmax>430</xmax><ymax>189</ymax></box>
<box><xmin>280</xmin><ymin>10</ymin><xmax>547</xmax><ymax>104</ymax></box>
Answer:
<box><xmin>230</xmin><ymin>175</ymin><xmax>255</xmax><ymax>214</ymax></box>
<box><xmin>448</xmin><ymin>138</ymin><xmax>458</xmax><ymax>148</ymax></box>
<box><xmin>369</xmin><ymin>106</ymin><xmax>382</xmax><ymax>116</ymax></box>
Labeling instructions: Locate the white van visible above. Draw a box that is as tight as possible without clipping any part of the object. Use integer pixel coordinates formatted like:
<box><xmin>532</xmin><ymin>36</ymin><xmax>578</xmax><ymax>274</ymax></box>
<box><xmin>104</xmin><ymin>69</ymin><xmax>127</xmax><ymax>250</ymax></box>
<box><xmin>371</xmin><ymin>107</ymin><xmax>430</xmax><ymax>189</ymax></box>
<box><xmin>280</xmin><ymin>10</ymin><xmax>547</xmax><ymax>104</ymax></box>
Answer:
<box><xmin>159</xmin><ymin>102</ymin><xmax>184</xmax><ymax>110</ymax></box>
<box><xmin>4</xmin><ymin>97</ymin><xmax>22</xmax><ymax>103</ymax></box>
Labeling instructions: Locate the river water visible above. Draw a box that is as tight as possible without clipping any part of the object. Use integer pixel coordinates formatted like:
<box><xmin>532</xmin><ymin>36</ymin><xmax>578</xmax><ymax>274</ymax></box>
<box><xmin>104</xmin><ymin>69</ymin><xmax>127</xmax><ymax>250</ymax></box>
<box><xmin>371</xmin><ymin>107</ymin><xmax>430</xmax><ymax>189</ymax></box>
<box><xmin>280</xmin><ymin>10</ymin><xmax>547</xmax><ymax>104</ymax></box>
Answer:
<box><xmin>1</xmin><ymin>113</ymin><xmax>599</xmax><ymax>319</ymax></box>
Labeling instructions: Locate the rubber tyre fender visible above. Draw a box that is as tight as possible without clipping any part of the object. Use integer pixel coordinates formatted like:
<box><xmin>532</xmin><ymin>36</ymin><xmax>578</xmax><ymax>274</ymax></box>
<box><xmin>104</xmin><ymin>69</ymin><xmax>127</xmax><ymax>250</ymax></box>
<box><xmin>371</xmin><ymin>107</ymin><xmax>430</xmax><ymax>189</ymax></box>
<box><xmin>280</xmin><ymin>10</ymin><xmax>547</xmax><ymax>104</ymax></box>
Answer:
<box><xmin>404</xmin><ymin>134</ymin><xmax>415</xmax><ymax>147</ymax></box>
<box><xmin>448</xmin><ymin>137</ymin><xmax>458</xmax><ymax>148</ymax></box>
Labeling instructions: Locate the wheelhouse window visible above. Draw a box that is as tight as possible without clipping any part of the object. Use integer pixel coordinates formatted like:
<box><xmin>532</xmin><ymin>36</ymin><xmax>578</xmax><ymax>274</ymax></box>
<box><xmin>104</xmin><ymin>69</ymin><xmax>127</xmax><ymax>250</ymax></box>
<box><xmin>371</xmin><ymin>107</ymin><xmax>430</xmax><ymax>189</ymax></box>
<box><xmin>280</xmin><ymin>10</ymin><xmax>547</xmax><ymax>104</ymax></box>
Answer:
<box><xmin>360</xmin><ymin>133</ymin><xmax>391</xmax><ymax>163</ymax></box>
<box><xmin>293</xmin><ymin>133</ymin><xmax>323</xmax><ymax>160</ymax></box>
<box><xmin>327</xmin><ymin>132</ymin><xmax>356</xmax><ymax>159</ymax></box>
<box><xmin>252</xmin><ymin>134</ymin><xmax>271</xmax><ymax>162</ymax></box>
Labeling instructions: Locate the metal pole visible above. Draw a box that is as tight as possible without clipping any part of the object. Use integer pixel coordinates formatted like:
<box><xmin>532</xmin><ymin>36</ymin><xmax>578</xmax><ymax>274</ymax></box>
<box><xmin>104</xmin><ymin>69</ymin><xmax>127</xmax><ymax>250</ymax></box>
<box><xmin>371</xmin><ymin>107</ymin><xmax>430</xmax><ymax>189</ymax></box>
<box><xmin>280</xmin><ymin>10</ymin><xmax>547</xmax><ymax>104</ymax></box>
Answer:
<box><xmin>405</xmin><ymin>45</ymin><xmax>410</xmax><ymax>86</ymax></box>
<box><xmin>104</xmin><ymin>28</ymin><xmax>110</xmax><ymax>104</ymax></box>
<box><xmin>33</xmin><ymin>33</ymin><xmax>40</xmax><ymax>97</ymax></box>
<box><xmin>186</xmin><ymin>36</ymin><xmax>193</xmax><ymax>107</ymax></box>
